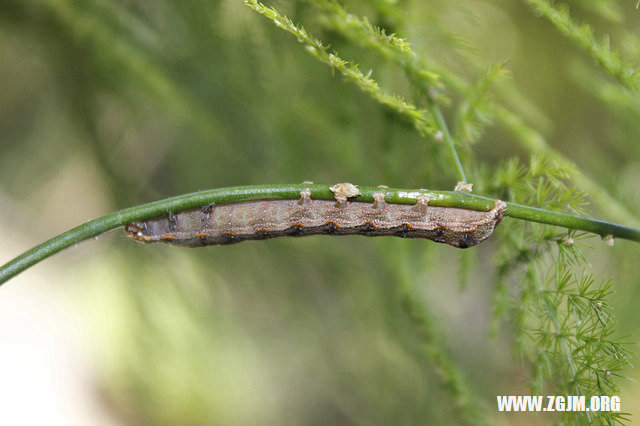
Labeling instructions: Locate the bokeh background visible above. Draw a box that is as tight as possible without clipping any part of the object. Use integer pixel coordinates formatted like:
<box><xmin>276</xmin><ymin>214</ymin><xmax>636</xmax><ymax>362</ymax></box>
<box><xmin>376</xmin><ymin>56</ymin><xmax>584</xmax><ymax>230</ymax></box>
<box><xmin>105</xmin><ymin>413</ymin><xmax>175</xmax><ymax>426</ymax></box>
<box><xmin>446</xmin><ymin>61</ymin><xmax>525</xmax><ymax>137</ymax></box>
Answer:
<box><xmin>1</xmin><ymin>0</ymin><xmax>640</xmax><ymax>424</ymax></box>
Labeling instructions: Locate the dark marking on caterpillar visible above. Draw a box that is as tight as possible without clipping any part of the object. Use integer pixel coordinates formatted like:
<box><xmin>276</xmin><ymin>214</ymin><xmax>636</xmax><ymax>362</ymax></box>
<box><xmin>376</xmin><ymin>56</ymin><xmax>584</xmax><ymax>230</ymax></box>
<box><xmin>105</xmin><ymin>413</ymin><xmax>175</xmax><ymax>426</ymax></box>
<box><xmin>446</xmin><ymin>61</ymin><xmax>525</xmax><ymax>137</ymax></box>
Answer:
<box><xmin>125</xmin><ymin>189</ymin><xmax>507</xmax><ymax>249</ymax></box>
<box><xmin>167</xmin><ymin>211</ymin><xmax>178</xmax><ymax>231</ymax></box>
<box><xmin>290</xmin><ymin>222</ymin><xmax>305</xmax><ymax>234</ymax></box>
<box><xmin>200</xmin><ymin>203</ymin><xmax>215</xmax><ymax>226</ymax></box>
<box><xmin>362</xmin><ymin>221</ymin><xmax>376</xmax><ymax>233</ymax></box>
<box><xmin>201</xmin><ymin>203</ymin><xmax>215</xmax><ymax>213</ymax></box>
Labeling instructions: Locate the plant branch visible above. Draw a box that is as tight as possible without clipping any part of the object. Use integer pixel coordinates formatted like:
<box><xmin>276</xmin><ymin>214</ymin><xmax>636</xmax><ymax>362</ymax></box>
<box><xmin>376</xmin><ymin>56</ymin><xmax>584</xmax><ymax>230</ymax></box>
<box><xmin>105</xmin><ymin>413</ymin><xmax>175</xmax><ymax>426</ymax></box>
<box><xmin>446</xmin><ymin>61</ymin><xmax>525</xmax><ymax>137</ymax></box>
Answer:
<box><xmin>433</xmin><ymin>105</ymin><xmax>467</xmax><ymax>183</ymax></box>
<box><xmin>244</xmin><ymin>0</ymin><xmax>436</xmax><ymax>136</ymax></box>
<box><xmin>2</xmin><ymin>183</ymin><xmax>639</xmax><ymax>286</ymax></box>
<box><xmin>305</xmin><ymin>0</ymin><xmax>468</xmax><ymax>182</ymax></box>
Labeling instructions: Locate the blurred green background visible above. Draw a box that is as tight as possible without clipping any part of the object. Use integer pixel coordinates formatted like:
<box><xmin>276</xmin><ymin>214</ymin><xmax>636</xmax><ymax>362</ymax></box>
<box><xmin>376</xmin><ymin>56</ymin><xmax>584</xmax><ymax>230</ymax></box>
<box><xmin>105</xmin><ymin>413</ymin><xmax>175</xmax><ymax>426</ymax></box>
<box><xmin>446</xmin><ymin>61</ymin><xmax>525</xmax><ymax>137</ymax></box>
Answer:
<box><xmin>1</xmin><ymin>0</ymin><xmax>640</xmax><ymax>424</ymax></box>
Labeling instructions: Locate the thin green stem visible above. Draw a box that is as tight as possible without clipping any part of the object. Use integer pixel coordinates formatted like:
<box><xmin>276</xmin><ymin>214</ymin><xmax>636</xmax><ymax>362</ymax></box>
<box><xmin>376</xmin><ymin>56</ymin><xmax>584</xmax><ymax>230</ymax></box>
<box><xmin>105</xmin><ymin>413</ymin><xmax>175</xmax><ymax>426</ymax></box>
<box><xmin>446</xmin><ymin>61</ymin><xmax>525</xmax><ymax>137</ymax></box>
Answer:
<box><xmin>432</xmin><ymin>106</ymin><xmax>467</xmax><ymax>183</ymax></box>
<box><xmin>2</xmin><ymin>184</ymin><xmax>639</xmax><ymax>286</ymax></box>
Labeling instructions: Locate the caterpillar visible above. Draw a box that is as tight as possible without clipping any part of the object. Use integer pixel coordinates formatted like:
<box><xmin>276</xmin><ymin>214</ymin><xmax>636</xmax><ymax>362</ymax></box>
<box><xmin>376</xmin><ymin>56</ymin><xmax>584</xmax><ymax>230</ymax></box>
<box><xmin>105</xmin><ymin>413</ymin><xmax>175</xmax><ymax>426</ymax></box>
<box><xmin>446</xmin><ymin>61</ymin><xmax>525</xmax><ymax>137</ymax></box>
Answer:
<box><xmin>125</xmin><ymin>183</ymin><xmax>507</xmax><ymax>249</ymax></box>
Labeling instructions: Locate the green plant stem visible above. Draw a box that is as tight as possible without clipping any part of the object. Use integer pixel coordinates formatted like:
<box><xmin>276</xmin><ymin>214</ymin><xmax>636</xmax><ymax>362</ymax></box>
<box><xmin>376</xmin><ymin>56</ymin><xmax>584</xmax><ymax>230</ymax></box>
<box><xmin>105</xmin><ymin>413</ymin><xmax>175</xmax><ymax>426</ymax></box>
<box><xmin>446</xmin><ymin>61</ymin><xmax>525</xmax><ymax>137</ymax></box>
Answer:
<box><xmin>432</xmin><ymin>106</ymin><xmax>467</xmax><ymax>183</ymax></box>
<box><xmin>2</xmin><ymin>183</ymin><xmax>639</xmax><ymax>286</ymax></box>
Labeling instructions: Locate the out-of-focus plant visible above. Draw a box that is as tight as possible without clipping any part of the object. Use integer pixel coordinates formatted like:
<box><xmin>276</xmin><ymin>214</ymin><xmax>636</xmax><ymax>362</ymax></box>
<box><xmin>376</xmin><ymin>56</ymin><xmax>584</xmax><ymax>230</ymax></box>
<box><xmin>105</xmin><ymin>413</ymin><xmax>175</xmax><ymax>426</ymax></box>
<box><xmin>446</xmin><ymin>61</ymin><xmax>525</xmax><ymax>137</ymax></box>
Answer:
<box><xmin>2</xmin><ymin>0</ymin><xmax>640</xmax><ymax>424</ymax></box>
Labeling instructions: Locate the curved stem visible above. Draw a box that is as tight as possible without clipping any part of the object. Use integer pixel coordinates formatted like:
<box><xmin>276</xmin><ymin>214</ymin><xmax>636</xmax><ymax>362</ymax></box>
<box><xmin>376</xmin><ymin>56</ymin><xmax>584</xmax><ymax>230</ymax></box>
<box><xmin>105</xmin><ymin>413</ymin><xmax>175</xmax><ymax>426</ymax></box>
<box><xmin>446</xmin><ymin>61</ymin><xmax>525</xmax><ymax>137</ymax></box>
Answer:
<box><xmin>2</xmin><ymin>183</ymin><xmax>639</xmax><ymax>286</ymax></box>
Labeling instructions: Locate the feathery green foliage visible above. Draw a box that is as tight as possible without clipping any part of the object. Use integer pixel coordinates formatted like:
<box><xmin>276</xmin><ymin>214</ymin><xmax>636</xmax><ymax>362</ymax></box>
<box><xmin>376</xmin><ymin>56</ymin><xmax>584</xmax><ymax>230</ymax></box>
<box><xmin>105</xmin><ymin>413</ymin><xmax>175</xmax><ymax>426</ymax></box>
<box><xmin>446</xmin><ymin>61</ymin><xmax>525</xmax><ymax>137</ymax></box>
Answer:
<box><xmin>454</xmin><ymin>63</ymin><xmax>509</xmax><ymax>146</ymax></box>
<box><xmin>307</xmin><ymin>0</ymin><xmax>471</xmax><ymax>180</ymax></box>
<box><xmin>482</xmin><ymin>157</ymin><xmax>633</xmax><ymax>424</ymax></box>
<box><xmin>525</xmin><ymin>0</ymin><xmax>640</xmax><ymax>92</ymax></box>
<box><xmin>245</xmin><ymin>0</ymin><xmax>436</xmax><ymax>138</ymax></box>
<box><xmin>246</xmin><ymin>0</ymin><xmax>472</xmax><ymax>182</ymax></box>
<box><xmin>309</xmin><ymin>0</ymin><xmax>442</xmax><ymax>91</ymax></box>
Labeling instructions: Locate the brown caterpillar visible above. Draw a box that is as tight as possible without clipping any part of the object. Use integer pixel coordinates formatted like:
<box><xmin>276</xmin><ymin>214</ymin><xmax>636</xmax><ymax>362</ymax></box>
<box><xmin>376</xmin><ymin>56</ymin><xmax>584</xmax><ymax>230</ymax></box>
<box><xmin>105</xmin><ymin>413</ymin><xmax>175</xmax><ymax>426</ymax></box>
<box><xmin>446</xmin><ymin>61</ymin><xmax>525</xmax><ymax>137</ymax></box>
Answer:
<box><xmin>125</xmin><ymin>184</ymin><xmax>507</xmax><ymax>249</ymax></box>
